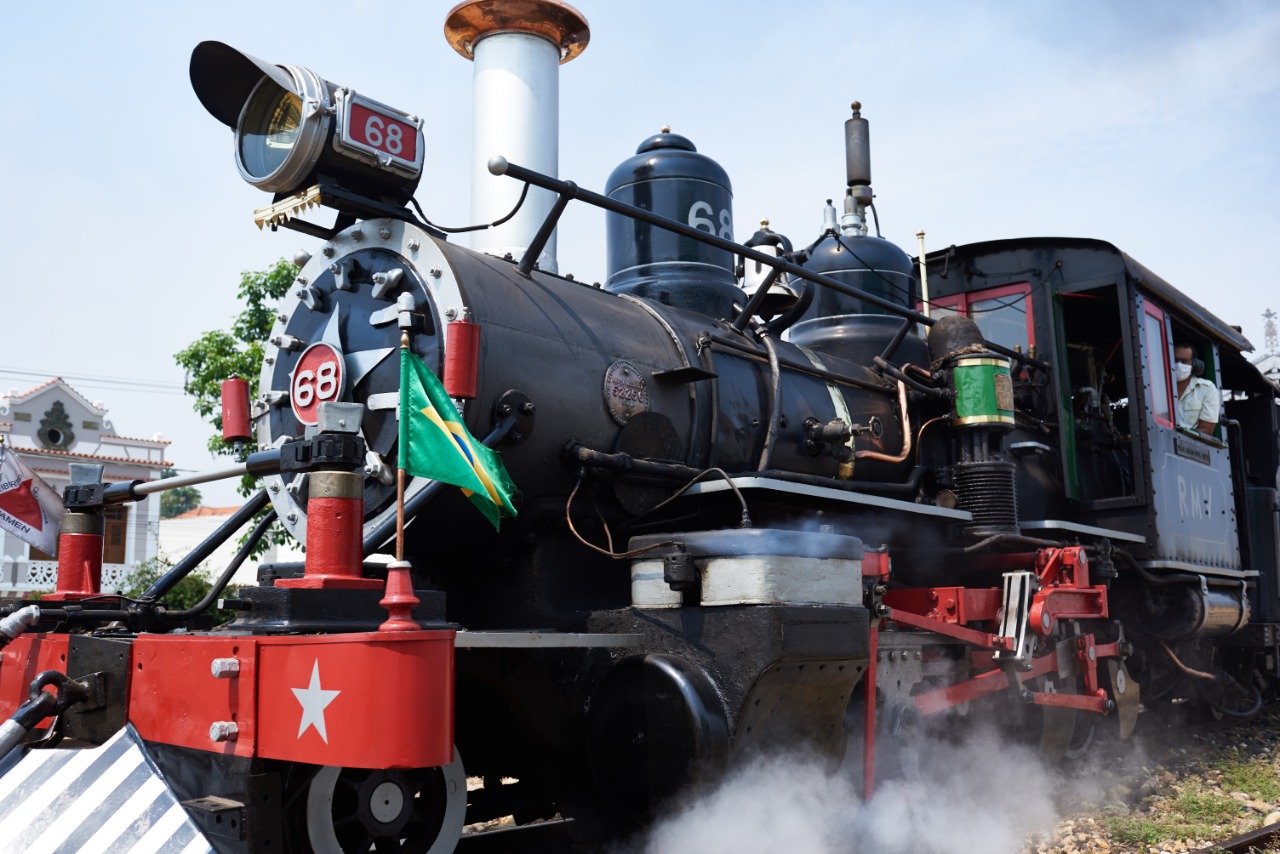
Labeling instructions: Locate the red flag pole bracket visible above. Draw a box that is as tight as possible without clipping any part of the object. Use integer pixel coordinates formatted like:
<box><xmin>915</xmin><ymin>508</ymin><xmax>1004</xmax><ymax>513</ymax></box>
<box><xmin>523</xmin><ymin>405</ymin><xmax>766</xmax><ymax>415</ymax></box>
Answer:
<box><xmin>380</xmin><ymin>560</ymin><xmax>421</xmax><ymax>631</ymax></box>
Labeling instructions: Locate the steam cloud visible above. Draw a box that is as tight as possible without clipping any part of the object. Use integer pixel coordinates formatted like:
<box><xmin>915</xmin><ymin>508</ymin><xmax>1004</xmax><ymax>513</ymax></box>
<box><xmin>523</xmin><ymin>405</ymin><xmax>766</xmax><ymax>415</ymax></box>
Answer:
<box><xmin>636</xmin><ymin>726</ymin><xmax>1065</xmax><ymax>854</ymax></box>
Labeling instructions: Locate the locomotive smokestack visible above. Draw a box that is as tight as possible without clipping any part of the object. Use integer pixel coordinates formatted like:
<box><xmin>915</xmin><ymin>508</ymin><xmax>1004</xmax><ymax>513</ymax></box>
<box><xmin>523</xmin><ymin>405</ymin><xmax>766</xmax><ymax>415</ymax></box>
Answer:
<box><xmin>444</xmin><ymin>0</ymin><xmax>590</xmax><ymax>274</ymax></box>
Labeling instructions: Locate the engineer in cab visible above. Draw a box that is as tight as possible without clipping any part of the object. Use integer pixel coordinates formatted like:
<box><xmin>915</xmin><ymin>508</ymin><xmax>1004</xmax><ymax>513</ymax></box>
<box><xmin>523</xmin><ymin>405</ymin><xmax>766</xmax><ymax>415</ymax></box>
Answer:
<box><xmin>1175</xmin><ymin>343</ymin><xmax>1219</xmax><ymax>436</ymax></box>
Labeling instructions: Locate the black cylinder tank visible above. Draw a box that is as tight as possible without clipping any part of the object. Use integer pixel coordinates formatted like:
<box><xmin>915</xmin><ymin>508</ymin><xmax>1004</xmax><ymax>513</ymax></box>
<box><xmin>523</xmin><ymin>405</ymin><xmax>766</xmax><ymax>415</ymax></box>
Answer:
<box><xmin>788</xmin><ymin>233</ymin><xmax>926</xmax><ymax>365</ymax></box>
<box><xmin>605</xmin><ymin>131</ymin><xmax>740</xmax><ymax>318</ymax></box>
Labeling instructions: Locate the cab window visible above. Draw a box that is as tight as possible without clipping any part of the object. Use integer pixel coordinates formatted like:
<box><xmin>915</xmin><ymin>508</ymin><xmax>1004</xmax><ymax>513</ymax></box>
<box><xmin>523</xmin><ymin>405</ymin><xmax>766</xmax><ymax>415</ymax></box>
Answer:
<box><xmin>926</xmin><ymin>282</ymin><xmax>1033</xmax><ymax>353</ymax></box>
<box><xmin>1142</xmin><ymin>303</ymin><xmax>1174</xmax><ymax>429</ymax></box>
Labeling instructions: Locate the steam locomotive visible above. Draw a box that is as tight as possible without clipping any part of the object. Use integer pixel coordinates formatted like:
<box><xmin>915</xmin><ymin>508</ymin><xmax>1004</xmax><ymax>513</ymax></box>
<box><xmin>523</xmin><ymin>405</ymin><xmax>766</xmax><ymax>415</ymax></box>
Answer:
<box><xmin>0</xmin><ymin>3</ymin><xmax>1277</xmax><ymax>852</ymax></box>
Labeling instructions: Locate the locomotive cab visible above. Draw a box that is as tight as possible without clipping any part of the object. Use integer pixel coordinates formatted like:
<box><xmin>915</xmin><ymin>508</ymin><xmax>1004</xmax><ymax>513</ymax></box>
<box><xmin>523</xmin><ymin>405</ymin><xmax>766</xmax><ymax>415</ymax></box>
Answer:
<box><xmin>923</xmin><ymin>238</ymin><xmax>1280</xmax><ymax>705</ymax></box>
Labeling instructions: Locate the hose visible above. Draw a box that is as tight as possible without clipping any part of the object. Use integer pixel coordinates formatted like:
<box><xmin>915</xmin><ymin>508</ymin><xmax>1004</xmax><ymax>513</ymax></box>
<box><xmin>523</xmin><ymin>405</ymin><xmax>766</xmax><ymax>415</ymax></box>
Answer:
<box><xmin>0</xmin><ymin>606</ymin><xmax>40</xmax><ymax>649</ymax></box>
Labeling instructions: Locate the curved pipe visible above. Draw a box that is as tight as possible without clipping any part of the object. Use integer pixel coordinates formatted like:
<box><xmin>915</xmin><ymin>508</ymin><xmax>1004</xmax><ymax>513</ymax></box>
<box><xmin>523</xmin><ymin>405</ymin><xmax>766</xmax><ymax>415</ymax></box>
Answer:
<box><xmin>755</xmin><ymin>326</ymin><xmax>783</xmax><ymax>472</ymax></box>
<box><xmin>164</xmin><ymin>509</ymin><xmax>277</xmax><ymax>621</ymax></box>
<box><xmin>855</xmin><ymin>380</ymin><xmax>911</xmax><ymax>464</ymax></box>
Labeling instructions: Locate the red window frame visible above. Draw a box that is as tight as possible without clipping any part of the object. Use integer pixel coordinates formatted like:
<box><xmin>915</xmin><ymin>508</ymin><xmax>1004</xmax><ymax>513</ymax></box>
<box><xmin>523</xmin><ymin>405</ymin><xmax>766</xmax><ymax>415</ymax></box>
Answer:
<box><xmin>921</xmin><ymin>282</ymin><xmax>1035</xmax><ymax>351</ymax></box>
<box><xmin>1141</xmin><ymin>302</ymin><xmax>1176</xmax><ymax>429</ymax></box>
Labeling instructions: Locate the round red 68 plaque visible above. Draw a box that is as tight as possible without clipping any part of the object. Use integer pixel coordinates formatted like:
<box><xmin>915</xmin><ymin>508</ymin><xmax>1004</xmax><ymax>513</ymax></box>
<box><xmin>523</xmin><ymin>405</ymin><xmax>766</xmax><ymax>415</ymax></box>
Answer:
<box><xmin>291</xmin><ymin>343</ymin><xmax>346</xmax><ymax>426</ymax></box>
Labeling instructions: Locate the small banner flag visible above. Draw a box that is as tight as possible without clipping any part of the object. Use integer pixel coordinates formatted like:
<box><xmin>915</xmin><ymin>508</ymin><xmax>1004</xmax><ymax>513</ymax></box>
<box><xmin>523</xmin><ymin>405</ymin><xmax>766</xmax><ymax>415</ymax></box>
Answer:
<box><xmin>398</xmin><ymin>349</ymin><xmax>516</xmax><ymax>529</ymax></box>
<box><xmin>0</xmin><ymin>446</ymin><xmax>63</xmax><ymax>555</ymax></box>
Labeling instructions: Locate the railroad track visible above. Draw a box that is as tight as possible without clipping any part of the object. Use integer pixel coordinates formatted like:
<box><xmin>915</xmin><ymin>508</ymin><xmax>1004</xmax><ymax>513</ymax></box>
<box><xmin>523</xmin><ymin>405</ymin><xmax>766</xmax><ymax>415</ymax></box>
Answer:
<box><xmin>1195</xmin><ymin>822</ymin><xmax>1280</xmax><ymax>853</ymax></box>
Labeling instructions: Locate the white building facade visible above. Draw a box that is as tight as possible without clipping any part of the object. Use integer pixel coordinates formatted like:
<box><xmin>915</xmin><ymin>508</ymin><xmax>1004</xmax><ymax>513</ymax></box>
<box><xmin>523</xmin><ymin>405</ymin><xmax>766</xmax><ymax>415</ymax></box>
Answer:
<box><xmin>0</xmin><ymin>379</ymin><xmax>168</xmax><ymax>593</ymax></box>
<box><xmin>1253</xmin><ymin>352</ymin><xmax>1280</xmax><ymax>385</ymax></box>
<box><xmin>159</xmin><ymin>506</ymin><xmax>304</xmax><ymax>588</ymax></box>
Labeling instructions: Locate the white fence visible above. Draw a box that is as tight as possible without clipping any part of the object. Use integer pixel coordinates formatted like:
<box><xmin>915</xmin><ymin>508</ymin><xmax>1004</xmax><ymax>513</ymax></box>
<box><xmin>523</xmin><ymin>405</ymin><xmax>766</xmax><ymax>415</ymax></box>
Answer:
<box><xmin>16</xmin><ymin>561</ymin><xmax>132</xmax><ymax>594</ymax></box>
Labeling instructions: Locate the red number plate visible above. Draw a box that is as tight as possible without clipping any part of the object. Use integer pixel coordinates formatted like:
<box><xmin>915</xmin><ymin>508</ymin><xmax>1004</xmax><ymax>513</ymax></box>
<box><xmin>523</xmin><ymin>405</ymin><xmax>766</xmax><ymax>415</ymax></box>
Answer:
<box><xmin>291</xmin><ymin>343</ymin><xmax>346</xmax><ymax>426</ymax></box>
<box><xmin>347</xmin><ymin>102</ymin><xmax>419</xmax><ymax>164</ymax></box>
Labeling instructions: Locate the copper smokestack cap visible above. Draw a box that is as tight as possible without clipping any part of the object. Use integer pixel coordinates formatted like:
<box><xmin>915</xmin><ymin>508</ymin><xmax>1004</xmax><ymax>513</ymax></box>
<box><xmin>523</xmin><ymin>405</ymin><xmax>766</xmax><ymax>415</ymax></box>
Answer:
<box><xmin>444</xmin><ymin>0</ymin><xmax>590</xmax><ymax>63</ymax></box>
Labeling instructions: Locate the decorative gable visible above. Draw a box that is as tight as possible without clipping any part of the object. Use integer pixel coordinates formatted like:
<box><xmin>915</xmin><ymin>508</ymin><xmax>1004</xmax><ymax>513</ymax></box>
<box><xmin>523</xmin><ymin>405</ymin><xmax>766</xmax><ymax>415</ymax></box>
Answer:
<box><xmin>1</xmin><ymin>379</ymin><xmax>113</xmax><ymax>453</ymax></box>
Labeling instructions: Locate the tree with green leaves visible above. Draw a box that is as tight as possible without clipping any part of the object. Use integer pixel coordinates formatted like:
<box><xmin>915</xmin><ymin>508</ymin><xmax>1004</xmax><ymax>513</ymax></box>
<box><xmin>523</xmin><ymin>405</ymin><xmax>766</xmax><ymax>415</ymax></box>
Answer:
<box><xmin>158</xmin><ymin>468</ymin><xmax>202</xmax><ymax>518</ymax></box>
<box><xmin>175</xmin><ymin>258</ymin><xmax>297</xmax><ymax>555</ymax></box>
<box><xmin>175</xmin><ymin>258</ymin><xmax>296</xmax><ymax>459</ymax></box>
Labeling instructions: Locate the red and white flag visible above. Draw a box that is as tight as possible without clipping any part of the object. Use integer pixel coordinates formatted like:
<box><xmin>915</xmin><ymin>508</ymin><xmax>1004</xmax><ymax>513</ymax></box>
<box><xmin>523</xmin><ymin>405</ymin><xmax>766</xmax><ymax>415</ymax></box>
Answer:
<box><xmin>0</xmin><ymin>447</ymin><xmax>63</xmax><ymax>555</ymax></box>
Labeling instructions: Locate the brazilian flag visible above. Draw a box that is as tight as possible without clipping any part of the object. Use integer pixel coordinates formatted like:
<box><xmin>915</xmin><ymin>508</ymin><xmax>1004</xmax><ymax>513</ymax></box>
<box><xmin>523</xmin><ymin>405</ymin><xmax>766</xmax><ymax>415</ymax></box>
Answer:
<box><xmin>398</xmin><ymin>349</ymin><xmax>517</xmax><ymax>529</ymax></box>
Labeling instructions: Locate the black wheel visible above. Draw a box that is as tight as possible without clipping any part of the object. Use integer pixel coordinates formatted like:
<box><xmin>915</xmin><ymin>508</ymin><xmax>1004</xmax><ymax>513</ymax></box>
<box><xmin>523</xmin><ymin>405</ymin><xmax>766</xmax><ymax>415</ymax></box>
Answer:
<box><xmin>305</xmin><ymin>750</ymin><xmax>466</xmax><ymax>853</ymax></box>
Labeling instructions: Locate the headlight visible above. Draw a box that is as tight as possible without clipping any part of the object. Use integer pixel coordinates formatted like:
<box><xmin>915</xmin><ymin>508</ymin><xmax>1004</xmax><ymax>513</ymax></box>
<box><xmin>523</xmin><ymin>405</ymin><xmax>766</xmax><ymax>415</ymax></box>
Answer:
<box><xmin>238</xmin><ymin>84</ymin><xmax>302</xmax><ymax>182</ymax></box>
<box><xmin>191</xmin><ymin>41</ymin><xmax>424</xmax><ymax>205</ymax></box>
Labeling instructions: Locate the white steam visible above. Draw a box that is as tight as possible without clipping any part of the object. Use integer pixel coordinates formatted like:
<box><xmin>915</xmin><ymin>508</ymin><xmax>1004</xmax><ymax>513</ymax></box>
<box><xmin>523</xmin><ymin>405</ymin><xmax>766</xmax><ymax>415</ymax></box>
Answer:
<box><xmin>639</xmin><ymin>726</ymin><xmax>1064</xmax><ymax>854</ymax></box>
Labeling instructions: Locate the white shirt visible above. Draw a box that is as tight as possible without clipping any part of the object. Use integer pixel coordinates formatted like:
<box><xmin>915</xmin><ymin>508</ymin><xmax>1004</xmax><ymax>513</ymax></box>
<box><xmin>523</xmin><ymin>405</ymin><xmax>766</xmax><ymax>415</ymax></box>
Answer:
<box><xmin>1178</xmin><ymin>376</ymin><xmax>1219</xmax><ymax>431</ymax></box>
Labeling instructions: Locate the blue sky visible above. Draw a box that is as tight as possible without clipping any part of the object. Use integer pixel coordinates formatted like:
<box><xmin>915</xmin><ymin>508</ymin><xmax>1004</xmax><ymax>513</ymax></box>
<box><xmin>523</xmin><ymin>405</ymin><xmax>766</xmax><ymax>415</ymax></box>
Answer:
<box><xmin>2</xmin><ymin>0</ymin><xmax>1276</xmax><ymax>504</ymax></box>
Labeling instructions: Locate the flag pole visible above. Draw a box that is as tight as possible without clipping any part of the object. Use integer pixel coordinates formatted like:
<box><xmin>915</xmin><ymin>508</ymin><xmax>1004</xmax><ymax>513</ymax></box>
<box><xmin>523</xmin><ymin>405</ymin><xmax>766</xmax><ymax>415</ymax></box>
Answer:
<box><xmin>396</xmin><ymin>331</ymin><xmax>408</xmax><ymax>562</ymax></box>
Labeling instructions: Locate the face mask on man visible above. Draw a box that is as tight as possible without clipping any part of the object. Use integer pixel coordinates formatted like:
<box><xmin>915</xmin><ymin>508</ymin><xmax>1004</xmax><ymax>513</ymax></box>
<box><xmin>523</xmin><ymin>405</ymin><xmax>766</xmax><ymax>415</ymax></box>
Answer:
<box><xmin>1175</xmin><ymin>362</ymin><xmax>1193</xmax><ymax>382</ymax></box>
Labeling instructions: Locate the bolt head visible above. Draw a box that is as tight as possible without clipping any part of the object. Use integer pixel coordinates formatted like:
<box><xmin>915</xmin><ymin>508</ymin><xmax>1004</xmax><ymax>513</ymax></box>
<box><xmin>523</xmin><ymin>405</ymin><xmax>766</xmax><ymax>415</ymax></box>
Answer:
<box><xmin>210</xmin><ymin>658</ymin><xmax>240</xmax><ymax>678</ymax></box>
<box><xmin>408</xmin><ymin>239</ymin><xmax>421</xmax><ymax>251</ymax></box>
<box><xmin>209</xmin><ymin>721</ymin><xmax>239</xmax><ymax>743</ymax></box>
<box><xmin>429</xmin><ymin>267</ymin><xmax>442</xmax><ymax>278</ymax></box>
<box><xmin>379</xmin><ymin>226</ymin><xmax>392</xmax><ymax>240</ymax></box>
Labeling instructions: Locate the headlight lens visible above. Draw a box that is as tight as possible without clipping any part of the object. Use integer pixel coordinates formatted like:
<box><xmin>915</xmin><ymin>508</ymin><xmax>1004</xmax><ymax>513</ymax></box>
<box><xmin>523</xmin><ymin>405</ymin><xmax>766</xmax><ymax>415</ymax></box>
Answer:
<box><xmin>238</xmin><ymin>81</ymin><xmax>302</xmax><ymax>181</ymax></box>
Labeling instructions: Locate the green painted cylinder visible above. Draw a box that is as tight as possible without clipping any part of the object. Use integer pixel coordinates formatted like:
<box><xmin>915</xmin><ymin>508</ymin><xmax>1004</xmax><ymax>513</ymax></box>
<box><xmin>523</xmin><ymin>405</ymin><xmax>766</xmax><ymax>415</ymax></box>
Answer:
<box><xmin>951</xmin><ymin>357</ymin><xmax>1014</xmax><ymax>426</ymax></box>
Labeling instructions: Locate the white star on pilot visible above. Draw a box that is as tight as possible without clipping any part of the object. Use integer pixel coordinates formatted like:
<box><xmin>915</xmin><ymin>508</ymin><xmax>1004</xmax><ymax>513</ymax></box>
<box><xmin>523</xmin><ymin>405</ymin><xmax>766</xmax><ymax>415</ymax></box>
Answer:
<box><xmin>292</xmin><ymin>659</ymin><xmax>341</xmax><ymax>743</ymax></box>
